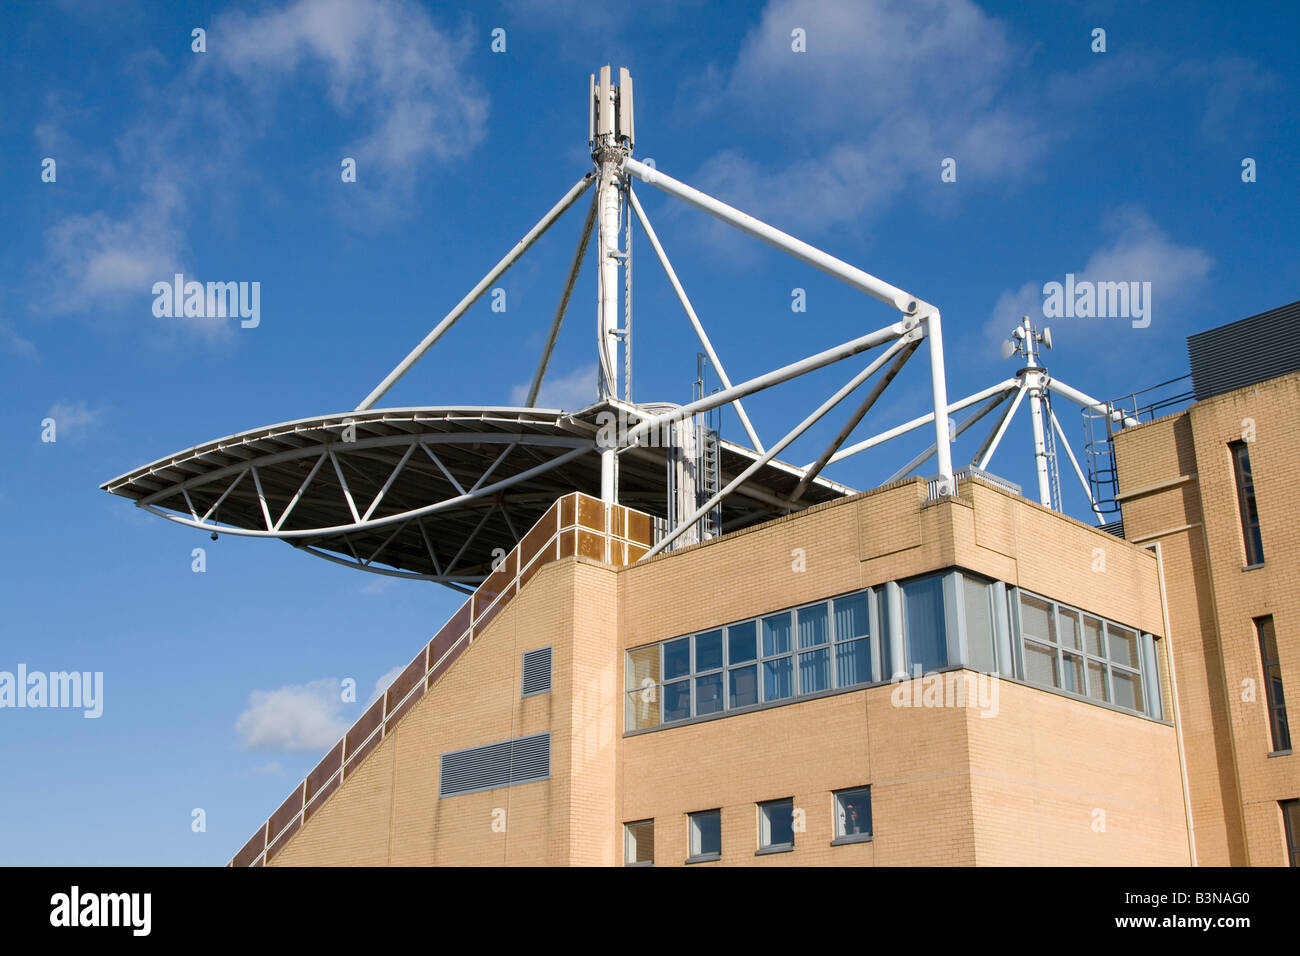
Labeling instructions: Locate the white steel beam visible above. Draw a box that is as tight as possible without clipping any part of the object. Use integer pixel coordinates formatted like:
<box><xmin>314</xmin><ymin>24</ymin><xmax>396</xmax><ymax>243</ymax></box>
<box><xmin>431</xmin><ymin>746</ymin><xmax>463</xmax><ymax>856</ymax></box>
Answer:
<box><xmin>625</xmin><ymin>320</ymin><xmax>911</xmax><ymax>448</ymax></box>
<box><xmin>790</xmin><ymin>339</ymin><xmax>920</xmax><ymax>502</ymax></box>
<box><xmin>1049</xmin><ymin>404</ymin><xmax>1104</xmax><ymax>520</ymax></box>
<box><xmin>356</xmin><ymin>172</ymin><xmax>596</xmax><ymax>411</ymax></box>
<box><xmin>644</xmin><ymin>331</ymin><xmax>921</xmax><ymax>558</ymax></box>
<box><xmin>624</xmin><ymin>158</ymin><xmax>922</xmax><ymax>315</ymax></box>
<box><xmin>527</xmin><ymin>191</ymin><xmax>599</xmax><ymax>407</ymax></box>
<box><xmin>627</xmin><ymin>186</ymin><xmax>765</xmax><ymax>452</ymax></box>
<box><xmin>819</xmin><ymin>380</ymin><xmax>1019</xmax><ymax>467</ymax></box>
<box><xmin>977</xmin><ymin>385</ymin><xmax>1028</xmax><ymax>470</ymax></box>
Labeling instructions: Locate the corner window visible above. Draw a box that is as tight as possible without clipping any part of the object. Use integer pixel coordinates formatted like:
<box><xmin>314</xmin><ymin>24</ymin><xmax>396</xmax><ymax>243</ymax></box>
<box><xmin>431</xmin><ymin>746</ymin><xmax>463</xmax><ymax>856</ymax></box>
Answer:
<box><xmin>687</xmin><ymin>809</ymin><xmax>721</xmax><ymax>862</ymax></box>
<box><xmin>624</xmin><ymin>820</ymin><xmax>654</xmax><ymax>866</ymax></box>
<box><xmin>833</xmin><ymin>787</ymin><xmax>872</xmax><ymax>843</ymax></box>
<box><xmin>1014</xmin><ymin>589</ymin><xmax>1150</xmax><ymax>715</ymax></box>
<box><xmin>758</xmin><ymin>798</ymin><xmax>795</xmax><ymax>852</ymax></box>
<box><xmin>1231</xmin><ymin>441</ymin><xmax>1265</xmax><ymax>566</ymax></box>
<box><xmin>1258</xmin><ymin>616</ymin><xmax>1291</xmax><ymax>753</ymax></box>
<box><xmin>902</xmin><ymin>575</ymin><xmax>948</xmax><ymax>673</ymax></box>
<box><xmin>962</xmin><ymin>575</ymin><xmax>997</xmax><ymax>673</ymax></box>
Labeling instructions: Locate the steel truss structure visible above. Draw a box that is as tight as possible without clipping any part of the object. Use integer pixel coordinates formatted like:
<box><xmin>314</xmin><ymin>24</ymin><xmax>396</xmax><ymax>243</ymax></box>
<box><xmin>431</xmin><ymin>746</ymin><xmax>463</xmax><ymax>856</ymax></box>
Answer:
<box><xmin>103</xmin><ymin>65</ymin><xmax>1126</xmax><ymax>585</ymax></box>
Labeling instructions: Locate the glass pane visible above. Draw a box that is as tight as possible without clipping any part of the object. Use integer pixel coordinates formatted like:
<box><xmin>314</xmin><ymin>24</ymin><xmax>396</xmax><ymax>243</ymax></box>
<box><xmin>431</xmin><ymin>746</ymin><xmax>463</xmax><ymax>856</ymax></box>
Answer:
<box><xmin>1062</xmin><ymin>652</ymin><xmax>1084</xmax><ymax>695</ymax></box>
<box><xmin>728</xmin><ymin>664</ymin><xmax>758</xmax><ymax>708</ymax></box>
<box><xmin>1112</xmin><ymin>670</ymin><xmax>1144</xmax><ymax>712</ymax></box>
<box><xmin>1086</xmin><ymin>660</ymin><xmax>1109</xmax><ymax>702</ymax></box>
<box><xmin>625</xmin><ymin>820</ymin><xmax>654</xmax><ymax>864</ymax></box>
<box><xmin>1108</xmin><ymin>625</ymin><xmax>1139</xmax><ymax>668</ymax></box>
<box><xmin>664</xmin><ymin>637</ymin><xmax>691</xmax><ymax>680</ymax></box>
<box><xmin>799</xmin><ymin>648</ymin><xmax>830</xmax><ymax>693</ymax></box>
<box><xmin>694</xmin><ymin>672</ymin><xmax>723</xmax><ymax>716</ymax></box>
<box><xmin>1058</xmin><ymin>607</ymin><xmax>1081</xmax><ymax>649</ymax></box>
<box><xmin>836</xmin><ymin>638</ymin><xmax>871</xmax><ymax>687</ymax></box>
<box><xmin>1083</xmin><ymin>616</ymin><xmax>1105</xmax><ymax>657</ymax></box>
<box><xmin>626</xmin><ymin>645</ymin><xmax>660</xmax><ymax>690</ymax></box>
<box><xmin>1020</xmin><ymin>594</ymin><xmax>1056</xmax><ymax>644</ymax></box>
<box><xmin>690</xmin><ymin>811</ymin><xmax>721</xmax><ymax>857</ymax></box>
<box><xmin>695</xmin><ymin>629</ymin><xmax>723</xmax><ymax>672</ymax></box>
<box><xmin>836</xmin><ymin>788</ymin><xmax>872</xmax><ymax>838</ymax></box>
<box><xmin>834</xmin><ymin>593</ymin><xmax>870</xmax><ymax>641</ymax></box>
<box><xmin>878</xmin><ymin>590</ymin><xmax>891</xmax><ymax>676</ymax></box>
<box><xmin>663</xmin><ymin>679</ymin><xmax>691</xmax><ymax>721</ymax></box>
<box><xmin>1024</xmin><ymin>640</ymin><xmax>1059</xmax><ymax>688</ymax></box>
<box><xmin>963</xmin><ymin>577</ymin><xmax>997</xmax><ymax>673</ymax></box>
<box><xmin>904</xmin><ymin>576</ymin><xmax>948</xmax><ymax>673</ymax></box>
<box><xmin>763</xmin><ymin>612</ymin><xmax>792</xmax><ymax>657</ymax></box>
<box><xmin>761</xmin><ymin>800</ymin><xmax>794</xmax><ymax>847</ymax></box>
<box><xmin>728</xmin><ymin>620</ymin><xmax>758</xmax><ymax>663</ymax></box>
<box><xmin>798</xmin><ymin>603</ymin><xmax>829</xmax><ymax>648</ymax></box>
<box><xmin>763</xmin><ymin>656</ymin><xmax>793</xmax><ymax>701</ymax></box>
<box><xmin>626</xmin><ymin>688</ymin><xmax>660</xmax><ymax>730</ymax></box>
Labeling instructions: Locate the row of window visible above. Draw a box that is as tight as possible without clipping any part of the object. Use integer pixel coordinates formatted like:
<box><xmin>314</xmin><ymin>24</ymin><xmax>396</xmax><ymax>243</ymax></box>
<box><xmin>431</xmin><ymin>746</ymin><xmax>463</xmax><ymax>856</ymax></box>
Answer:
<box><xmin>624</xmin><ymin>787</ymin><xmax>871</xmax><ymax>865</ymax></box>
<box><xmin>626</xmin><ymin>571</ymin><xmax>1164</xmax><ymax>730</ymax></box>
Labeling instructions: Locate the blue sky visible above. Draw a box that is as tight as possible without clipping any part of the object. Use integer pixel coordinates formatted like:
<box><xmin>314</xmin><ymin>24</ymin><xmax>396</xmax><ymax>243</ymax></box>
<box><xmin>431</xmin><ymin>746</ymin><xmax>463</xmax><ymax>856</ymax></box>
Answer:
<box><xmin>0</xmin><ymin>0</ymin><xmax>1296</xmax><ymax>865</ymax></box>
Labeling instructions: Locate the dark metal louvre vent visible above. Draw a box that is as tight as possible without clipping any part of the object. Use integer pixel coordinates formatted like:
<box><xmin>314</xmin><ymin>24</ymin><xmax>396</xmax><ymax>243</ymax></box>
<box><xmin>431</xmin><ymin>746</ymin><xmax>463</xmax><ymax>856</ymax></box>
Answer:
<box><xmin>522</xmin><ymin>647</ymin><xmax>552</xmax><ymax>697</ymax></box>
<box><xmin>439</xmin><ymin>733</ymin><xmax>550</xmax><ymax>797</ymax></box>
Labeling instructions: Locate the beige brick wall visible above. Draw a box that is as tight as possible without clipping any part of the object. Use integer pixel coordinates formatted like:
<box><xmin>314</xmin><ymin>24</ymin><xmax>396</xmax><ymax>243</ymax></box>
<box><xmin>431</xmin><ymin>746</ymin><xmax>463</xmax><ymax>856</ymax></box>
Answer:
<box><xmin>1115</xmin><ymin>373</ymin><xmax>1300</xmax><ymax>866</ymax></box>
<box><xmin>272</xmin><ymin>476</ymin><xmax>1189</xmax><ymax>867</ymax></box>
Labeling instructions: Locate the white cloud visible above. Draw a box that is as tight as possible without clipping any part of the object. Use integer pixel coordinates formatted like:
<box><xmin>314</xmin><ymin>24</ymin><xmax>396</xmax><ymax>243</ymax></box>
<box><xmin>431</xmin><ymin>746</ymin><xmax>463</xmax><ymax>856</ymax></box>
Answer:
<box><xmin>235</xmin><ymin>678</ymin><xmax>349</xmax><ymax>751</ymax></box>
<box><xmin>0</xmin><ymin>321</ymin><xmax>36</xmax><ymax>359</ymax></box>
<box><xmin>250</xmin><ymin>761</ymin><xmax>285</xmax><ymax>776</ymax></box>
<box><xmin>44</xmin><ymin>400</ymin><xmax>105</xmax><ymax>438</ymax></box>
<box><xmin>215</xmin><ymin>0</ymin><xmax>487</xmax><ymax>176</ymax></box>
<box><xmin>509</xmin><ymin>362</ymin><xmax>597</xmax><ymax>411</ymax></box>
<box><xmin>683</xmin><ymin>0</ymin><xmax>1046</xmax><ymax>235</ymax></box>
<box><xmin>983</xmin><ymin>207</ymin><xmax>1213</xmax><ymax>354</ymax></box>
<box><xmin>38</xmin><ymin>0</ymin><xmax>488</xmax><ymax>323</ymax></box>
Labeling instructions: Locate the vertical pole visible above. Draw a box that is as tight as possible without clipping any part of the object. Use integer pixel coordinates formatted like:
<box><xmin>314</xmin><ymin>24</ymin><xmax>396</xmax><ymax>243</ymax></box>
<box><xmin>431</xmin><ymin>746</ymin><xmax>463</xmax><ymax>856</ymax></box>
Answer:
<box><xmin>597</xmin><ymin>164</ymin><xmax>621</xmax><ymax>402</ymax></box>
<box><xmin>925</xmin><ymin>311</ymin><xmax>955</xmax><ymax>494</ymax></box>
<box><xmin>1028</xmin><ymin>383</ymin><xmax>1053</xmax><ymax>508</ymax></box>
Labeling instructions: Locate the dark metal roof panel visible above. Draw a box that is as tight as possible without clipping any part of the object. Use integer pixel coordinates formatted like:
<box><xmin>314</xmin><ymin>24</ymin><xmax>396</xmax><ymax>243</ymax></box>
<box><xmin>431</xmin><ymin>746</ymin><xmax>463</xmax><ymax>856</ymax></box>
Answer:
<box><xmin>1187</xmin><ymin>300</ymin><xmax>1300</xmax><ymax>401</ymax></box>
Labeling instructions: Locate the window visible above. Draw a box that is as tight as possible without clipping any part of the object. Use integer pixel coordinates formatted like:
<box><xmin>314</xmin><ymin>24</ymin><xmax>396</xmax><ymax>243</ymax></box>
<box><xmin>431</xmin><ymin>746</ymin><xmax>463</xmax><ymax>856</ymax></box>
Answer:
<box><xmin>1283</xmin><ymin>800</ymin><xmax>1300</xmax><ymax>868</ymax></box>
<box><xmin>1258</xmin><ymin>616</ymin><xmax>1291</xmax><ymax>752</ymax></box>
<box><xmin>1231</xmin><ymin>441</ymin><xmax>1265</xmax><ymax>566</ymax></box>
<box><xmin>687</xmin><ymin>809</ymin><xmax>721</xmax><ymax>862</ymax></box>
<box><xmin>727</xmin><ymin>620</ymin><xmax>759</xmax><ymax>709</ymax></box>
<box><xmin>758</xmin><ymin>798</ymin><xmax>794</xmax><ymax>853</ymax></box>
<box><xmin>625</xmin><ymin>645</ymin><xmax>660</xmax><ymax>730</ymax></box>
<box><xmin>1015</xmin><ymin>590</ymin><xmax>1149</xmax><ymax>715</ymax></box>
<box><xmin>903</xmin><ymin>575</ymin><xmax>948</xmax><ymax>673</ymax></box>
<box><xmin>834</xmin><ymin>592</ymin><xmax>872</xmax><ymax>687</ymax></box>
<box><xmin>797</xmin><ymin>603</ymin><xmax>831</xmax><ymax>693</ymax></box>
<box><xmin>762</xmin><ymin>611</ymin><xmax>794</xmax><ymax>702</ymax></box>
<box><xmin>833</xmin><ymin>787</ymin><xmax>872</xmax><ymax>843</ymax></box>
<box><xmin>962</xmin><ymin>575</ymin><xmax>997</xmax><ymax>673</ymax></box>
<box><xmin>624</xmin><ymin>820</ymin><xmax>654</xmax><ymax>866</ymax></box>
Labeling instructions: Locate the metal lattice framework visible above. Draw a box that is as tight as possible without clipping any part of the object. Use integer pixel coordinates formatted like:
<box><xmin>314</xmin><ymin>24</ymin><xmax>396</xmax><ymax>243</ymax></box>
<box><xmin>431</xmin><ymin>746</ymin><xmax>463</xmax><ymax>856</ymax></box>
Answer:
<box><xmin>103</xmin><ymin>65</ymin><xmax>1122</xmax><ymax>584</ymax></box>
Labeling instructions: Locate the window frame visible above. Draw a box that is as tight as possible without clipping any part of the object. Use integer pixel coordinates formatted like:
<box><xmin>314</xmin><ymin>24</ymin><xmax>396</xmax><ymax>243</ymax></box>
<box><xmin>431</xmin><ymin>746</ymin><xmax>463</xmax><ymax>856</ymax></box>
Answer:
<box><xmin>1230</xmin><ymin>440</ymin><xmax>1265</xmax><ymax>567</ymax></box>
<box><xmin>624</xmin><ymin>819</ymin><xmax>654</xmax><ymax>867</ymax></box>
<box><xmin>686</xmin><ymin>808</ymin><xmax>722</xmax><ymax>863</ymax></box>
<box><xmin>1283</xmin><ymin>799</ymin><xmax>1300</xmax><ymax>868</ymax></box>
<box><xmin>1010</xmin><ymin>587</ymin><xmax>1155</xmax><ymax>717</ymax></box>
<box><xmin>831</xmin><ymin>786</ymin><xmax>873</xmax><ymax>846</ymax></box>
<box><xmin>756</xmin><ymin>797</ymin><xmax>795</xmax><ymax>854</ymax></box>
<box><xmin>1257</xmin><ymin>616</ymin><xmax>1292</xmax><ymax>754</ymax></box>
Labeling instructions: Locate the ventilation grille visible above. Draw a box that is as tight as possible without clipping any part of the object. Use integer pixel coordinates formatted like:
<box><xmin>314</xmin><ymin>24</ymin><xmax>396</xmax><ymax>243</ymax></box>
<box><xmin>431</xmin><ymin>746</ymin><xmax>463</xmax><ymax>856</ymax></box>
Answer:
<box><xmin>439</xmin><ymin>733</ymin><xmax>550</xmax><ymax>798</ymax></box>
<box><xmin>522</xmin><ymin>647</ymin><xmax>552</xmax><ymax>697</ymax></box>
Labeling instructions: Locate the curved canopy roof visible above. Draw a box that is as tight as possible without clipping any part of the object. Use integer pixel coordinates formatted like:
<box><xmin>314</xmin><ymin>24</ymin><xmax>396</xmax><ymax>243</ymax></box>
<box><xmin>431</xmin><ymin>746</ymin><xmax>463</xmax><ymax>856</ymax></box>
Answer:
<box><xmin>101</xmin><ymin>402</ymin><xmax>853</xmax><ymax>587</ymax></box>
